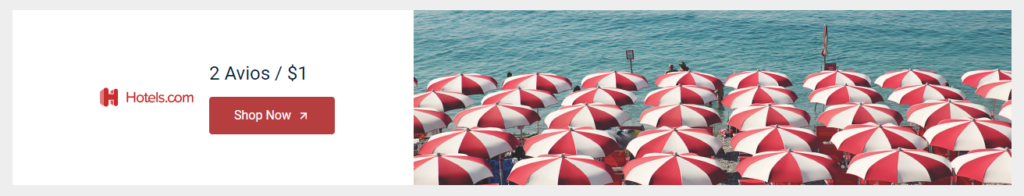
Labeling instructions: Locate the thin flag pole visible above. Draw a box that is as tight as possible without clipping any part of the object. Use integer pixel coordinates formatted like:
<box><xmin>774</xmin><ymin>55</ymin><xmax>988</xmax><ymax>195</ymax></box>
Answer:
<box><xmin>822</xmin><ymin>24</ymin><xmax>828</xmax><ymax>72</ymax></box>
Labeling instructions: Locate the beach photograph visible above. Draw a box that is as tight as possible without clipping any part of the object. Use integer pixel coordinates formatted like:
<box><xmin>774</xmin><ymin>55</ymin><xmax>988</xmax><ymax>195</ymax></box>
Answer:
<box><xmin>411</xmin><ymin>10</ymin><xmax>1011</xmax><ymax>185</ymax></box>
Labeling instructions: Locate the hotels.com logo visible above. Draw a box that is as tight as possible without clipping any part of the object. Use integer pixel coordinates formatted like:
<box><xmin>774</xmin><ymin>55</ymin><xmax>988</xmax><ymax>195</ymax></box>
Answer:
<box><xmin>100</xmin><ymin>88</ymin><xmax>195</xmax><ymax>107</ymax></box>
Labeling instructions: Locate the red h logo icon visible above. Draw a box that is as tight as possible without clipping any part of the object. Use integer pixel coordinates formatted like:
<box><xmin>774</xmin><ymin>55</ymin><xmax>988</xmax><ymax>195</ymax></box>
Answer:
<box><xmin>101</xmin><ymin>88</ymin><xmax>118</xmax><ymax>107</ymax></box>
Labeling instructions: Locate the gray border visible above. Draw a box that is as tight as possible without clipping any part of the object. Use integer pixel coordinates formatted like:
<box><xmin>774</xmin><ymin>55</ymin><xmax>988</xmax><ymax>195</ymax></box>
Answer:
<box><xmin>4</xmin><ymin>0</ymin><xmax>1021</xmax><ymax>195</ymax></box>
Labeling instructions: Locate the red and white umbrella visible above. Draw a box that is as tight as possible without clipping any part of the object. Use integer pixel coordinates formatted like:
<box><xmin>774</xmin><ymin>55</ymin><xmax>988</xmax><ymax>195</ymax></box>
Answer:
<box><xmin>643</xmin><ymin>85</ymin><xmax>717</xmax><ymax>106</ymax></box>
<box><xmin>426</xmin><ymin>73</ymin><xmax>499</xmax><ymax>95</ymax></box>
<box><xmin>728</xmin><ymin>104</ymin><xmax>811</xmax><ymax>131</ymax></box>
<box><xmin>907</xmin><ymin>99</ymin><xmax>991</xmax><ymax>129</ymax></box>
<box><xmin>724</xmin><ymin>70</ymin><xmax>793</xmax><ymax>88</ymax></box>
<box><xmin>414</xmin><ymin>108</ymin><xmax>452</xmax><ymax>133</ymax></box>
<box><xmin>808</xmin><ymin>84</ymin><xmax>884</xmax><ymax>105</ymax></box>
<box><xmin>654</xmin><ymin>71</ymin><xmax>724</xmax><ymax>90</ymax></box>
<box><xmin>544</xmin><ymin>103</ymin><xmax>630</xmax><ymax>130</ymax></box>
<box><xmin>414</xmin><ymin>90</ymin><xmax>474</xmax><ymax>112</ymax></box>
<box><xmin>922</xmin><ymin>118</ymin><xmax>1011</xmax><ymax>151</ymax></box>
<box><xmin>524</xmin><ymin>127</ymin><xmax>619</xmax><ymax>158</ymax></box>
<box><xmin>874</xmin><ymin>69</ymin><xmax>947</xmax><ymax>89</ymax></box>
<box><xmin>453</xmin><ymin>103</ymin><xmax>541</xmax><ymax>129</ymax></box>
<box><xmin>817</xmin><ymin>102</ymin><xmax>904</xmax><ymax>129</ymax></box>
<box><xmin>831</xmin><ymin>123</ymin><xmax>928</xmax><ymax>154</ymax></box>
<box><xmin>580</xmin><ymin>71</ymin><xmax>649</xmax><ymax>91</ymax></box>
<box><xmin>562</xmin><ymin>86</ymin><xmax>637</xmax><ymax>106</ymax></box>
<box><xmin>722</xmin><ymin>85</ymin><xmax>798</xmax><ymax>109</ymax></box>
<box><xmin>508</xmin><ymin>154</ymin><xmax>615</xmax><ymax>185</ymax></box>
<box><xmin>481</xmin><ymin>88</ymin><xmax>557</xmax><ymax>108</ymax></box>
<box><xmin>846</xmin><ymin>148</ymin><xmax>953</xmax><ymax>184</ymax></box>
<box><xmin>622</xmin><ymin>152</ymin><xmax>728</xmax><ymax>185</ymax></box>
<box><xmin>625</xmin><ymin>127</ymin><xmax>723</xmax><ymax>158</ymax></box>
<box><xmin>999</xmin><ymin>100</ymin><xmax>1011</xmax><ymax>120</ymax></box>
<box><xmin>887</xmin><ymin>84</ymin><xmax>966</xmax><ymax>105</ymax></box>
<box><xmin>961</xmin><ymin>69</ymin><xmax>1012</xmax><ymax>88</ymax></box>
<box><xmin>950</xmin><ymin>148</ymin><xmax>1011</xmax><ymax>184</ymax></box>
<box><xmin>639</xmin><ymin>104</ymin><xmax>721</xmax><ymax>128</ymax></box>
<box><xmin>502</xmin><ymin>73</ymin><xmax>573</xmax><ymax>94</ymax></box>
<box><xmin>736</xmin><ymin>150</ymin><xmax>843</xmax><ymax>183</ymax></box>
<box><xmin>730</xmin><ymin>125</ymin><xmax>821</xmax><ymax>155</ymax></box>
<box><xmin>414</xmin><ymin>153</ymin><xmax>493</xmax><ymax>185</ymax></box>
<box><xmin>975</xmin><ymin>80</ymin><xmax>1011</xmax><ymax>101</ymax></box>
<box><xmin>418</xmin><ymin>127</ymin><xmax>520</xmax><ymax>159</ymax></box>
<box><xmin>802</xmin><ymin>70</ymin><xmax>872</xmax><ymax>90</ymax></box>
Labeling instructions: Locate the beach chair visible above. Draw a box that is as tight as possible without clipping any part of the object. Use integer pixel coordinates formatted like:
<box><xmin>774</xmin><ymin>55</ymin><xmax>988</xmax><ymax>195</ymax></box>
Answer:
<box><xmin>603</xmin><ymin>150</ymin><xmax>628</xmax><ymax>167</ymax></box>
<box><xmin>739</xmin><ymin>179</ymin><xmax>767</xmax><ymax>185</ymax></box>
<box><xmin>824</xmin><ymin>63</ymin><xmax>837</xmax><ymax>71</ymax></box>
<box><xmin>609</xmin><ymin>172</ymin><xmax>624</xmax><ymax>185</ymax></box>
<box><xmin>816</xmin><ymin>126</ymin><xmax>838</xmax><ymax>141</ymax></box>
<box><xmin>818</xmin><ymin>144</ymin><xmax>843</xmax><ymax>163</ymax></box>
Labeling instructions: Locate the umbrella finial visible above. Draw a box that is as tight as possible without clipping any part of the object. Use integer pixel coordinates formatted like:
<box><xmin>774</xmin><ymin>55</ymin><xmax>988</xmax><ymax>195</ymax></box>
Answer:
<box><xmin>560</xmin><ymin>153</ymin><xmax>567</xmax><ymax>158</ymax></box>
<box><xmin>787</xmin><ymin>148</ymin><xmax>793</xmax><ymax>153</ymax></box>
<box><xmin>436</xmin><ymin>153</ymin><xmax>443</xmax><ymax>157</ymax></box>
<box><xmin>673</xmin><ymin>152</ymin><xmax>679</xmax><ymax>156</ymax></box>
<box><xmin>774</xmin><ymin>124</ymin><xmax>780</xmax><ymax>129</ymax></box>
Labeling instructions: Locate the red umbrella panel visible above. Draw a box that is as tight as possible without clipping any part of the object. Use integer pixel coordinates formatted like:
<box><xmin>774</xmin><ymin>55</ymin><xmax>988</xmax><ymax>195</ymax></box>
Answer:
<box><xmin>736</xmin><ymin>150</ymin><xmax>843</xmax><ymax>183</ymax></box>
<box><xmin>887</xmin><ymin>84</ymin><xmax>966</xmax><ymax>105</ymax></box>
<box><xmin>413</xmin><ymin>90</ymin><xmax>475</xmax><ymax>112</ymax></box>
<box><xmin>846</xmin><ymin>148</ymin><xmax>953</xmax><ymax>184</ymax></box>
<box><xmin>728</xmin><ymin>104</ymin><xmax>811</xmax><ymax>131</ymax></box>
<box><xmin>481</xmin><ymin>88</ymin><xmax>558</xmax><ymax>108</ymax></box>
<box><xmin>730</xmin><ymin>125</ymin><xmax>821</xmax><ymax>155</ymax></box>
<box><xmin>961</xmin><ymin>69</ymin><xmax>1011</xmax><ymax>88</ymax></box>
<box><xmin>414</xmin><ymin>153</ymin><xmax>493</xmax><ymax>185</ymax></box>
<box><xmin>817</xmin><ymin>102</ymin><xmax>903</xmax><ymax>129</ymax></box>
<box><xmin>625</xmin><ymin>126</ymin><xmax>723</xmax><ymax>158</ymax></box>
<box><xmin>950</xmin><ymin>148</ymin><xmax>1011</xmax><ymax>184</ymax></box>
<box><xmin>418</xmin><ymin>127</ymin><xmax>520</xmax><ymax>159</ymax></box>
<box><xmin>562</xmin><ymin>86</ymin><xmax>638</xmax><ymax>106</ymax></box>
<box><xmin>832</xmin><ymin>123</ymin><xmax>928</xmax><ymax>154</ymax></box>
<box><xmin>975</xmin><ymin>80</ymin><xmax>1011</xmax><ymax>101</ymax></box>
<box><xmin>639</xmin><ymin>104</ymin><xmax>721</xmax><ymax>128</ymax></box>
<box><xmin>622</xmin><ymin>152</ymin><xmax>728</xmax><ymax>185</ymax></box>
<box><xmin>906</xmin><ymin>99</ymin><xmax>991</xmax><ymax>129</ymax></box>
<box><xmin>722</xmin><ymin>85</ymin><xmax>798</xmax><ymax>109</ymax></box>
<box><xmin>922</xmin><ymin>118</ymin><xmax>1011</xmax><ymax>151</ymax></box>
<box><xmin>523</xmin><ymin>127</ymin><xmax>619</xmax><ymax>158</ymax></box>
<box><xmin>807</xmin><ymin>85</ymin><xmax>883</xmax><ymax>105</ymax></box>
<box><xmin>643</xmin><ymin>85</ymin><xmax>717</xmax><ymax>106</ymax></box>
<box><xmin>414</xmin><ymin>108</ymin><xmax>452</xmax><ymax>133</ymax></box>
<box><xmin>453</xmin><ymin>103</ymin><xmax>541</xmax><ymax>129</ymax></box>
<box><xmin>724</xmin><ymin>70</ymin><xmax>793</xmax><ymax>88</ymax></box>
<box><xmin>654</xmin><ymin>71</ymin><xmax>724</xmax><ymax>90</ymax></box>
<box><xmin>580</xmin><ymin>71</ymin><xmax>650</xmax><ymax>91</ymax></box>
<box><xmin>507</xmin><ymin>154</ymin><xmax>615</xmax><ymax>185</ymax></box>
<box><xmin>544</xmin><ymin>103</ymin><xmax>630</xmax><ymax>130</ymax></box>
<box><xmin>873</xmin><ymin>69</ymin><xmax>947</xmax><ymax>89</ymax></box>
<box><xmin>802</xmin><ymin>70</ymin><xmax>872</xmax><ymax>90</ymax></box>
<box><xmin>426</xmin><ymin>73</ymin><xmax>499</xmax><ymax>95</ymax></box>
<box><xmin>502</xmin><ymin>73</ymin><xmax>573</xmax><ymax>94</ymax></box>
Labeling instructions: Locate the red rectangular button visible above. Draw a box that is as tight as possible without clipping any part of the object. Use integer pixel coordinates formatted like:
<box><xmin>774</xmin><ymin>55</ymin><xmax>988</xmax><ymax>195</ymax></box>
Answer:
<box><xmin>209</xmin><ymin>97</ymin><xmax>334</xmax><ymax>134</ymax></box>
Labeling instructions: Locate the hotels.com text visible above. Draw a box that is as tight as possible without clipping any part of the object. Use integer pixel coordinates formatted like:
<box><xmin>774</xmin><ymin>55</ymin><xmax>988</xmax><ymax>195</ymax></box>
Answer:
<box><xmin>126</xmin><ymin>91</ymin><xmax>195</xmax><ymax>103</ymax></box>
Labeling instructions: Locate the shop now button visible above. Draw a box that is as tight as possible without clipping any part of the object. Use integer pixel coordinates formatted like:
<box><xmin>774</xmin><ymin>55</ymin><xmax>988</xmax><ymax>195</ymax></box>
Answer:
<box><xmin>209</xmin><ymin>97</ymin><xmax>335</xmax><ymax>134</ymax></box>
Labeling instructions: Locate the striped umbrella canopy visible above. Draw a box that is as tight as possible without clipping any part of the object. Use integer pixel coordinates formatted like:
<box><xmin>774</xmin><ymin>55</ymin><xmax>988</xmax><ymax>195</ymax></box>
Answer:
<box><xmin>999</xmin><ymin>100</ymin><xmax>1011</xmax><ymax>120</ymax></box>
<box><xmin>907</xmin><ymin>99</ymin><xmax>991</xmax><ymax>129</ymax></box>
<box><xmin>728</xmin><ymin>104</ymin><xmax>811</xmax><ymax>131</ymax></box>
<box><xmin>802</xmin><ymin>70</ymin><xmax>872</xmax><ymax>90</ymax></box>
<box><xmin>414</xmin><ymin>108</ymin><xmax>452</xmax><ymax>133</ymax></box>
<box><xmin>626</xmin><ymin>126</ymin><xmax>723</xmax><ymax>158</ymax></box>
<box><xmin>730</xmin><ymin>125</ymin><xmax>821</xmax><ymax>155</ymax></box>
<box><xmin>832</xmin><ymin>123</ymin><xmax>928</xmax><ymax>154</ymax></box>
<box><xmin>950</xmin><ymin>148</ymin><xmax>1011</xmax><ymax>184</ymax></box>
<box><xmin>523</xmin><ymin>127</ymin><xmax>619</xmax><ymax>158</ymax></box>
<box><xmin>922</xmin><ymin>118</ymin><xmax>1011</xmax><ymax>151</ymax></box>
<box><xmin>722</xmin><ymin>85</ymin><xmax>798</xmax><ymax>109</ymax></box>
<box><xmin>736</xmin><ymin>150</ymin><xmax>843</xmax><ymax>184</ymax></box>
<box><xmin>975</xmin><ymin>80</ymin><xmax>1011</xmax><ymax>101</ymax></box>
<box><xmin>508</xmin><ymin>154</ymin><xmax>615</xmax><ymax>185</ymax></box>
<box><xmin>453</xmin><ymin>103</ymin><xmax>541</xmax><ymax>129</ymax></box>
<box><xmin>846</xmin><ymin>148</ymin><xmax>953</xmax><ymax>184</ymax></box>
<box><xmin>887</xmin><ymin>84</ymin><xmax>966</xmax><ymax>105</ymax></box>
<box><xmin>639</xmin><ymin>104</ymin><xmax>721</xmax><ymax>128</ymax></box>
<box><xmin>817</xmin><ymin>102</ymin><xmax>904</xmax><ymax>129</ymax></box>
<box><xmin>873</xmin><ymin>69</ymin><xmax>947</xmax><ymax>89</ymax></box>
<box><xmin>724</xmin><ymin>69</ymin><xmax>793</xmax><ymax>88</ymax></box>
<box><xmin>654</xmin><ymin>71</ymin><xmax>724</xmax><ymax>90</ymax></box>
<box><xmin>413</xmin><ymin>90</ymin><xmax>474</xmax><ymax>112</ymax></box>
<box><xmin>622</xmin><ymin>152</ymin><xmax>728</xmax><ymax>185</ymax></box>
<box><xmin>580</xmin><ymin>71</ymin><xmax>650</xmax><ymax>91</ymax></box>
<box><xmin>544</xmin><ymin>103</ymin><xmax>630</xmax><ymax>130</ymax></box>
<box><xmin>418</xmin><ymin>127</ymin><xmax>520</xmax><ymax>159</ymax></box>
<box><xmin>502</xmin><ymin>72</ymin><xmax>573</xmax><ymax>94</ymax></box>
<box><xmin>426</xmin><ymin>73</ymin><xmax>499</xmax><ymax>95</ymax></box>
<box><xmin>961</xmin><ymin>69</ymin><xmax>1012</xmax><ymax>88</ymax></box>
<box><xmin>562</xmin><ymin>86</ymin><xmax>638</xmax><ymax>106</ymax></box>
<box><xmin>414</xmin><ymin>153</ymin><xmax>493</xmax><ymax>185</ymax></box>
<box><xmin>481</xmin><ymin>88</ymin><xmax>558</xmax><ymax>109</ymax></box>
<box><xmin>643</xmin><ymin>85</ymin><xmax>717</xmax><ymax>106</ymax></box>
<box><xmin>808</xmin><ymin>84</ymin><xmax>884</xmax><ymax>105</ymax></box>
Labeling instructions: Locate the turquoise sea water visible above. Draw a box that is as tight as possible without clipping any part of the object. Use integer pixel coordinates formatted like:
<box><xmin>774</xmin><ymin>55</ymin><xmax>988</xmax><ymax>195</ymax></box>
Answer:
<box><xmin>414</xmin><ymin>10</ymin><xmax>1011</xmax><ymax>134</ymax></box>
